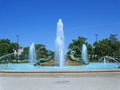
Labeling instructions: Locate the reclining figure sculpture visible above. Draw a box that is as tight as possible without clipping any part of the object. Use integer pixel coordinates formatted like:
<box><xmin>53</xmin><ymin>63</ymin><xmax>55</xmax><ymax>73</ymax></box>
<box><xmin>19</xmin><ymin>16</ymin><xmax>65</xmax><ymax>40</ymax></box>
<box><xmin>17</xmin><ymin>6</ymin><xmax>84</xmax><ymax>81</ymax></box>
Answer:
<box><xmin>68</xmin><ymin>50</ymin><xmax>86</xmax><ymax>64</ymax></box>
<box><xmin>34</xmin><ymin>50</ymin><xmax>53</xmax><ymax>66</ymax></box>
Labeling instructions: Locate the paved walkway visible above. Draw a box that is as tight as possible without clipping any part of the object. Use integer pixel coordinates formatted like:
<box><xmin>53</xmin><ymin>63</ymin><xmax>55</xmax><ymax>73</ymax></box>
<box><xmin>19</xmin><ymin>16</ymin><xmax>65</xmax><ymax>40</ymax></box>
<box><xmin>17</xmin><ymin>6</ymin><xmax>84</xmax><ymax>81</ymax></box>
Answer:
<box><xmin>0</xmin><ymin>72</ymin><xmax>120</xmax><ymax>90</ymax></box>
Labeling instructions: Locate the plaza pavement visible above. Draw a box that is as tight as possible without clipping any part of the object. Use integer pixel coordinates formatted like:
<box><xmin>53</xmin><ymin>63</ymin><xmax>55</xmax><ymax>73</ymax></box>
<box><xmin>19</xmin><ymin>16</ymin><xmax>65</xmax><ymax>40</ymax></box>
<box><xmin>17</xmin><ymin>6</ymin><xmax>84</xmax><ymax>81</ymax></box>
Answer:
<box><xmin>0</xmin><ymin>70</ymin><xmax>120</xmax><ymax>90</ymax></box>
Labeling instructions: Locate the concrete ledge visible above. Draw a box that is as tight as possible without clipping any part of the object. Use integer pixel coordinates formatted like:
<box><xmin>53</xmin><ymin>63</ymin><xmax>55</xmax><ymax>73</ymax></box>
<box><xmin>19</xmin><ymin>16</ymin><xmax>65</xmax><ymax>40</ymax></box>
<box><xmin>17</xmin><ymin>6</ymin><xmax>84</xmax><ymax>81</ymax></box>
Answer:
<box><xmin>0</xmin><ymin>69</ymin><xmax>120</xmax><ymax>73</ymax></box>
<box><xmin>0</xmin><ymin>69</ymin><xmax>120</xmax><ymax>77</ymax></box>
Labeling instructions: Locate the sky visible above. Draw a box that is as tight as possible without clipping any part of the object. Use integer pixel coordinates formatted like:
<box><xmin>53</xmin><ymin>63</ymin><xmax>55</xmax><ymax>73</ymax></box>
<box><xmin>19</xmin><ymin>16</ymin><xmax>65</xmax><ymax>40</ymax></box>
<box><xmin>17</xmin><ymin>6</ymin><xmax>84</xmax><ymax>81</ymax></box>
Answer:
<box><xmin>0</xmin><ymin>0</ymin><xmax>120</xmax><ymax>51</ymax></box>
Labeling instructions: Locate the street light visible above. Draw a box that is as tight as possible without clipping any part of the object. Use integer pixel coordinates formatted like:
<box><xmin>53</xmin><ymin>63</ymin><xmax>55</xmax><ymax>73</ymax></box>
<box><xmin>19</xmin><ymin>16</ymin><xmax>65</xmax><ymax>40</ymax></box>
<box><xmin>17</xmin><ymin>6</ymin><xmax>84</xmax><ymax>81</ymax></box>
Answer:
<box><xmin>95</xmin><ymin>34</ymin><xmax>98</xmax><ymax>42</ymax></box>
<box><xmin>110</xmin><ymin>34</ymin><xmax>118</xmax><ymax>44</ymax></box>
<box><xmin>16</xmin><ymin>35</ymin><xmax>20</xmax><ymax>45</ymax></box>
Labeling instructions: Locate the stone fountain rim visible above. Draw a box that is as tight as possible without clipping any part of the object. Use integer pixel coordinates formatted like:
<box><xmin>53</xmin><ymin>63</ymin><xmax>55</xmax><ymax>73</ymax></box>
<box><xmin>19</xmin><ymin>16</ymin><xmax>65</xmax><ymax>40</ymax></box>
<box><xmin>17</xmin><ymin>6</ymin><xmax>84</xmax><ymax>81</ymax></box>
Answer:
<box><xmin>0</xmin><ymin>69</ymin><xmax>120</xmax><ymax>73</ymax></box>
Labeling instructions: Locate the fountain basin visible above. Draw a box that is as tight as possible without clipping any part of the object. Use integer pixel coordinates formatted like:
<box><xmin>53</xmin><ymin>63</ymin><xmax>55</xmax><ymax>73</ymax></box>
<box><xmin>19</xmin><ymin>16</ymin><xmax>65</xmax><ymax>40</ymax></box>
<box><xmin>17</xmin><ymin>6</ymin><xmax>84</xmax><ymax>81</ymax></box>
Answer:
<box><xmin>0</xmin><ymin>63</ymin><xmax>119</xmax><ymax>70</ymax></box>
<box><xmin>0</xmin><ymin>64</ymin><xmax>120</xmax><ymax>78</ymax></box>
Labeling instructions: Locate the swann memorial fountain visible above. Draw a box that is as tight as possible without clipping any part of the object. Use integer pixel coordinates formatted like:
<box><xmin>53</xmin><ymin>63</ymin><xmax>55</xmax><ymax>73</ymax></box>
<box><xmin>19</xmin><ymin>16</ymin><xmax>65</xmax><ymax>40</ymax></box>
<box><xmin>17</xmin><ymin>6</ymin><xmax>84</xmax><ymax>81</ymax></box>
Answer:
<box><xmin>0</xmin><ymin>19</ymin><xmax>119</xmax><ymax>70</ymax></box>
<box><xmin>0</xmin><ymin>19</ymin><xmax>120</xmax><ymax>90</ymax></box>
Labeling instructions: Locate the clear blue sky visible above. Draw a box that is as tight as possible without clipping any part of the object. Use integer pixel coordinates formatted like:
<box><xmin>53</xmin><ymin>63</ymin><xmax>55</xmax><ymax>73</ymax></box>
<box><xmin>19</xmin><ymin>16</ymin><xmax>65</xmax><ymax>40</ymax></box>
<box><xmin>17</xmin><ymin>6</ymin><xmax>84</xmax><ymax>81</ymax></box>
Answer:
<box><xmin>0</xmin><ymin>0</ymin><xmax>120</xmax><ymax>51</ymax></box>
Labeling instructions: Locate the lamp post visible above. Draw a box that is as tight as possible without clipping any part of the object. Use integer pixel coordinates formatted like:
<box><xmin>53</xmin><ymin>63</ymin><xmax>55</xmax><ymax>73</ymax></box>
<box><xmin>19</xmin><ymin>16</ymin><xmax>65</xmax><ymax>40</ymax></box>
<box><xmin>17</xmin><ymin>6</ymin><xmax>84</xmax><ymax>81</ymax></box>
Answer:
<box><xmin>110</xmin><ymin>34</ymin><xmax>117</xmax><ymax>44</ymax></box>
<box><xmin>95</xmin><ymin>34</ymin><xmax>98</xmax><ymax>42</ymax></box>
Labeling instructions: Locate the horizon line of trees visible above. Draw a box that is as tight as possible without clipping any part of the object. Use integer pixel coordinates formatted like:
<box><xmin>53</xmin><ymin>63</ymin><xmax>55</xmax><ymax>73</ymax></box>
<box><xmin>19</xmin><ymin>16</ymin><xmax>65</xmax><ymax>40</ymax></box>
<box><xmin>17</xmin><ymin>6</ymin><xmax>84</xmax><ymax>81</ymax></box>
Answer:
<box><xmin>0</xmin><ymin>34</ymin><xmax>120</xmax><ymax>63</ymax></box>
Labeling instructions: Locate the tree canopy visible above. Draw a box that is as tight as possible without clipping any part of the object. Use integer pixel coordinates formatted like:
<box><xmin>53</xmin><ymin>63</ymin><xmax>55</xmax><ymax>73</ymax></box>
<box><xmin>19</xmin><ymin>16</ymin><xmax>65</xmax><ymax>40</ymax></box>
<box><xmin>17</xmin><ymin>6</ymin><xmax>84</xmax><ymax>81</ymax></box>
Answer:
<box><xmin>0</xmin><ymin>34</ymin><xmax>120</xmax><ymax>63</ymax></box>
<box><xmin>67</xmin><ymin>36</ymin><xmax>93</xmax><ymax>58</ymax></box>
<box><xmin>0</xmin><ymin>39</ymin><xmax>18</xmax><ymax>56</ymax></box>
<box><xmin>93</xmin><ymin>34</ymin><xmax>120</xmax><ymax>58</ymax></box>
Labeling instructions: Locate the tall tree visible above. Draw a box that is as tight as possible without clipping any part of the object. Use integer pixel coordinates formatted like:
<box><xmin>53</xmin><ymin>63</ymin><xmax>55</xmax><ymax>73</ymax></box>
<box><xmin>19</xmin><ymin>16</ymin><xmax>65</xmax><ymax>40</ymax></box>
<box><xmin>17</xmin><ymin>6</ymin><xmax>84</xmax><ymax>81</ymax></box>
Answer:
<box><xmin>68</xmin><ymin>36</ymin><xmax>93</xmax><ymax>57</ymax></box>
<box><xmin>93</xmin><ymin>39</ymin><xmax>112</xmax><ymax>57</ymax></box>
<box><xmin>93</xmin><ymin>34</ymin><xmax>120</xmax><ymax>58</ymax></box>
<box><xmin>0</xmin><ymin>39</ymin><xmax>18</xmax><ymax>56</ymax></box>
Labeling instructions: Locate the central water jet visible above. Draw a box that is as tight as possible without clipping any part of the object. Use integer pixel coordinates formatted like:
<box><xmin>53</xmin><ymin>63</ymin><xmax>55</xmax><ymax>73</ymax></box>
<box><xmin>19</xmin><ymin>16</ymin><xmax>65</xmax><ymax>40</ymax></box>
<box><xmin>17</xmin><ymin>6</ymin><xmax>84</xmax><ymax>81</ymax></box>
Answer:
<box><xmin>55</xmin><ymin>19</ymin><xmax>65</xmax><ymax>68</ymax></box>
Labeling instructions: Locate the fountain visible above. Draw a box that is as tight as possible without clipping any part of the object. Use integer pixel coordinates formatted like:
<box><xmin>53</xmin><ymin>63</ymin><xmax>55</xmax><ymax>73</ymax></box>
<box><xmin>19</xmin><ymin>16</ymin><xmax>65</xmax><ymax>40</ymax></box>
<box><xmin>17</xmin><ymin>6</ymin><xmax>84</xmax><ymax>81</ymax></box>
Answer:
<box><xmin>29</xmin><ymin>42</ymin><xmax>36</xmax><ymax>63</ymax></box>
<box><xmin>0</xmin><ymin>18</ymin><xmax>119</xmax><ymax>70</ymax></box>
<box><xmin>0</xmin><ymin>53</ymin><xmax>14</xmax><ymax>60</ymax></box>
<box><xmin>98</xmin><ymin>56</ymin><xmax>119</xmax><ymax>64</ymax></box>
<box><xmin>55</xmin><ymin>19</ymin><xmax>65</xmax><ymax>68</ymax></box>
<box><xmin>82</xmin><ymin>44</ymin><xmax>89</xmax><ymax>64</ymax></box>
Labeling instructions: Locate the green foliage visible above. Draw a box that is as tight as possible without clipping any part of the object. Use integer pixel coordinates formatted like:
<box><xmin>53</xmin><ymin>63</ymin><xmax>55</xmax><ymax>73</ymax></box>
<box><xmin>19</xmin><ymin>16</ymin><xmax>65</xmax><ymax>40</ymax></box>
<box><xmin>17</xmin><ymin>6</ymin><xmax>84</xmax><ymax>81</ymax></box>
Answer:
<box><xmin>93</xmin><ymin>34</ymin><xmax>120</xmax><ymax>59</ymax></box>
<box><xmin>1</xmin><ymin>34</ymin><xmax>120</xmax><ymax>64</ymax></box>
<box><xmin>0</xmin><ymin>39</ymin><xmax>18</xmax><ymax>56</ymax></box>
<box><xmin>68</xmin><ymin>34</ymin><xmax>120</xmax><ymax>62</ymax></box>
<box><xmin>35</xmin><ymin>44</ymin><xmax>47</xmax><ymax>59</ymax></box>
<box><xmin>109</xmin><ymin>34</ymin><xmax>118</xmax><ymax>44</ymax></box>
<box><xmin>93</xmin><ymin>39</ymin><xmax>111</xmax><ymax>57</ymax></box>
<box><xmin>68</xmin><ymin>36</ymin><xmax>93</xmax><ymax>58</ymax></box>
<box><xmin>21</xmin><ymin>47</ymin><xmax>29</xmax><ymax>59</ymax></box>
<box><xmin>68</xmin><ymin>36</ymin><xmax>87</xmax><ymax>50</ymax></box>
<box><xmin>0</xmin><ymin>39</ymin><xmax>54</xmax><ymax>63</ymax></box>
<box><xmin>9</xmin><ymin>43</ymin><xmax>18</xmax><ymax>53</ymax></box>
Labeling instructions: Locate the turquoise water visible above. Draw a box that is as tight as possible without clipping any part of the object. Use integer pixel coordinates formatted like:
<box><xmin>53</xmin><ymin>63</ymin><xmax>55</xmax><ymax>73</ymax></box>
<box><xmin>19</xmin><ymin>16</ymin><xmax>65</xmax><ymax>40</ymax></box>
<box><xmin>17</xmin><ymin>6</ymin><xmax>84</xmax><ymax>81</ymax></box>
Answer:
<box><xmin>0</xmin><ymin>63</ymin><xmax>119</xmax><ymax>70</ymax></box>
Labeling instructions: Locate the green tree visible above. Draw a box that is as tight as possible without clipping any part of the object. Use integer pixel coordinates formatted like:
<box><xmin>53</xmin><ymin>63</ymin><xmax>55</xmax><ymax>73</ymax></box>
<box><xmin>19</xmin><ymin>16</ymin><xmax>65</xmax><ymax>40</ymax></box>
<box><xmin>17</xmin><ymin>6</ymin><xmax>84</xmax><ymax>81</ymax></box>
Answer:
<box><xmin>68</xmin><ymin>36</ymin><xmax>93</xmax><ymax>58</ymax></box>
<box><xmin>0</xmin><ymin>39</ymin><xmax>18</xmax><ymax>56</ymax></box>
<box><xmin>8</xmin><ymin>43</ymin><xmax>18</xmax><ymax>53</ymax></box>
<box><xmin>93</xmin><ymin>34</ymin><xmax>120</xmax><ymax>59</ymax></box>
<box><xmin>35</xmin><ymin>44</ymin><xmax>47</xmax><ymax>59</ymax></box>
<box><xmin>93</xmin><ymin>39</ymin><xmax>112</xmax><ymax>57</ymax></box>
<box><xmin>0</xmin><ymin>39</ymin><xmax>18</xmax><ymax>63</ymax></box>
<box><xmin>20</xmin><ymin>47</ymin><xmax>29</xmax><ymax>60</ymax></box>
